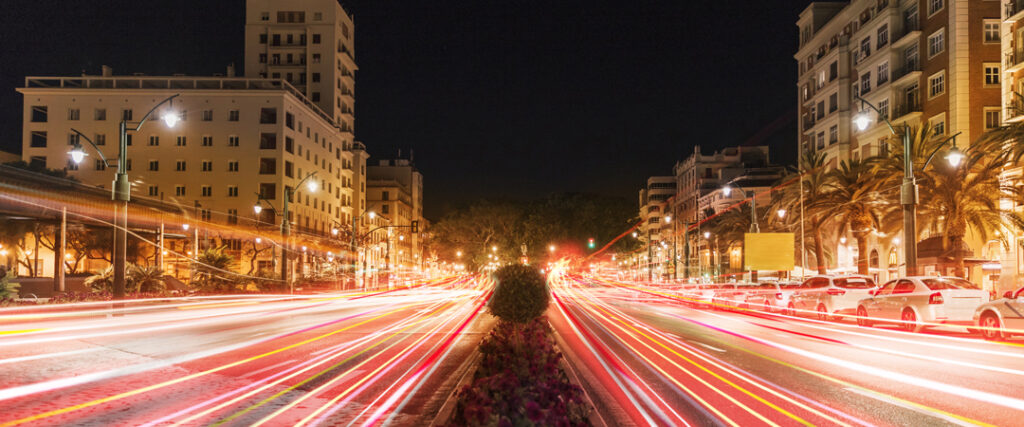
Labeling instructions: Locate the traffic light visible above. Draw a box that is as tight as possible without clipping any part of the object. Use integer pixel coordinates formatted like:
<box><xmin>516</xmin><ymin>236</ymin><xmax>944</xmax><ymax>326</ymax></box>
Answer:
<box><xmin>588</xmin><ymin>238</ymin><xmax>595</xmax><ymax>249</ymax></box>
<box><xmin>411</xmin><ymin>220</ymin><xmax>419</xmax><ymax>233</ymax></box>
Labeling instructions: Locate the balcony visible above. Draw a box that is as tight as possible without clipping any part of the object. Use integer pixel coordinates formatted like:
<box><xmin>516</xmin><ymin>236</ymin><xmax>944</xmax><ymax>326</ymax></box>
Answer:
<box><xmin>892</xmin><ymin>100</ymin><xmax>922</xmax><ymax>121</ymax></box>
<box><xmin>1007</xmin><ymin>98</ymin><xmax>1024</xmax><ymax>124</ymax></box>
<box><xmin>892</xmin><ymin>20</ymin><xmax>920</xmax><ymax>50</ymax></box>
<box><xmin>891</xmin><ymin>62</ymin><xmax>921</xmax><ymax>87</ymax></box>
<box><xmin>1007</xmin><ymin>51</ymin><xmax>1024</xmax><ymax>74</ymax></box>
<box><xmin>1007</xmin><ymin>1</ymin><xmax>1024</xmax><ymax>23</ymax></box>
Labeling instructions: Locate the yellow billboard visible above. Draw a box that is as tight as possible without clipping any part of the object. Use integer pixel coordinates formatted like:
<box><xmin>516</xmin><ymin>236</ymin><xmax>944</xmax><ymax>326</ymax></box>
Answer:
<box><xmin>744</xmin><ymin>233</ymin><xmax>795</xmax><ymax>271</ymax></box>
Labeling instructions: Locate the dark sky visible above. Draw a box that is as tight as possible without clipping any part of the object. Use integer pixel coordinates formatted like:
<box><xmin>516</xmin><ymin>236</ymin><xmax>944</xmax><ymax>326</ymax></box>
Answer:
<box><xmin>0</xmin><ymin>0</ymin><xmax>811</xmax><ymax>220</ymax></box>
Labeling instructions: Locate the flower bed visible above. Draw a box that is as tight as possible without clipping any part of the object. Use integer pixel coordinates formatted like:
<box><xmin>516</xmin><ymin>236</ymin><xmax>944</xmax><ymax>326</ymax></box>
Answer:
<box><xmin>450</xmin><ymin>316</ymin><xmax>591</xmax><ymax>426</ymax></box>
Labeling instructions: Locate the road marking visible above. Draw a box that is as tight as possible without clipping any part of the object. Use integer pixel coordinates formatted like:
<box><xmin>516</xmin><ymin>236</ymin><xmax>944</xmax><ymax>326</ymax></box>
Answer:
<box><xmin>842</xmin><ymin>387</ymin><xmax>977</xmax><ymax>427</ymax></box>
<box><xmin>688</xmin><ymin>340</ymin><xmax>726</xmax><ymax>353</ymax></box>
<box><xmin>239</xmin><ymin>360</ymin><xmax>297</xmax><ymax>379</ymax></box>
<box><xmin>0</xmin><ymin>328</ymin><xmax>46</xmax><ymax>335</ymax></box>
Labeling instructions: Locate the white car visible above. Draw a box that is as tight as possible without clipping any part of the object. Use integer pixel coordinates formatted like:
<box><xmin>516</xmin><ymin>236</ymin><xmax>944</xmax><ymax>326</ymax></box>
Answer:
<box><xmin>856</xmin><ymin>276</ymin><xmax>990</xmax><ymax>332</ymax></box>
<box><xmin>788</xmin><ymin>275</ymin><xmax>877</xmax><ymax>320</ymax></box>
<box><xmin>973</xmin><ymin>287</ymin><xmax>1024</xmax><ymax>340</ymax></box>
<box><xmin>744</xmin><ymin>281</ymin><xmax>802</xmax><ymax>313</ymax></box>
<box><xmin>711</xmin><ymin>282</ymin><xmax>759</xmax><ymax>310</ymax></box>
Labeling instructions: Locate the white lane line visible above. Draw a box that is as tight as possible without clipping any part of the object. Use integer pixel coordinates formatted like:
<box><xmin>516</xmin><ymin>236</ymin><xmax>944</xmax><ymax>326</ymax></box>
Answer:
<box><xmin>0</xmin><ymin>348</ymin><xmax>102</xmax><ymax>366</ymax></box>
<box><xmin>688</xmin><ymin>341</ymin><xmax>726</xmax><ymax>353</ymax></box>
<box><xmin>842</xmin><ymin>387</ymin><xmax>974</xmax><ymax>427</ymax></box>
<box><xmin>239</xmin><ymin>359</ymin><xmax>297</xmax><ymax>379</ymax></box>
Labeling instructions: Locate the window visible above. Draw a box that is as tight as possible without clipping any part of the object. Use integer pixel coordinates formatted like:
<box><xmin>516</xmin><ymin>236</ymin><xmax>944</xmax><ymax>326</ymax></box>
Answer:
<box><xmin>228</xmin><ymin>136</ymin><xmax>239</xmax><ymax>147</ymax></box>
<box><xmin>829</xmin><ymin>61</ymin><xmax>838</xmax><ymax>81</ymax></box>
<box><xmin>259</xmin><ymin>183</ymin><xmax>276</xmax><ymax>200</ymax></box>
<box><xmin>927</xmin><ymin>29</ymin><xmax>944</xmax><ymax>58</ymax></box>
<box><xmin>201</xmin><ymin>186</ymin><xmax>212</xmax><ymax>197</ymax></box>
<box><xmin>877</xmin><ymin>62</ymin><xmax>889</xmax><ymax>85</ymax></box>
<box><xmin>878</xmin><ymin>98</ymin><xmax>889</xmax><ymax>120</ymax></box>
<box><xmin>905</xmin><ymin>44</ymin><xmax>919</xmax><ymax>71</ymax></box>
<box><xmin>68</xmin><ymin>108</ymin><xmax>80</xmax><ymax>121</ymax></box>
<box><xmin>817</xmin><ymin>101</ymin><xmax>825</xmax><ymax>119</ymax></box>
<box><xmin>94</xmin><ymin>108</ymin><xmax>106</xmax><ymax>121</ymax></box>
<box><xmin>175</xmin><ymin>160</ymin><xmax>186</xmax><ymax>172</ymax></box>
<box><xmin>66</xmin><ymin>160</ymin><xmax>79</xmax><ymax>171</ymax></box>
<box><xmin>860</xmin><ymin>72</ymin><xmax>871</xmax><ymax>94</ymax></box>
<box><xmin>125</xmin><ymin>159</ymin><xmax>132</xmax><ymax>171</ymax></box>
<box><xmin>311</xmin><ymin>92</ymin><xmax>320</xmax><ymax>102</ymax></box>
<box><xmin>30</xmin><ymin>131</ymin><xmax>47</xmax><ymax>147</ymax></box>
<box><xmin>29</xmin><ymin>156</ymin><xmax>46</xmax><ymax>168</ymax></box>
<box><xmin>148</xmin><ymin>185</ymin><xmax>159</xmax><ymax>196</ymax></box>
<box><xmin>929</xmin><ymin>113</ymin><xmax>946</xmax><ymax>135</ymax></box>
<box><xmin>312</xmin><ymin>73</ymin><xmax>320</xmax><ymax>83</ymax></box>
<box><xmin>285</xmin><ymin>137</ymin><xmax>294</xmax><ymax>153</ymax></box>
<box><xmin>201</xmin><ymin>160</ymin><xmax>213</xmax><ymax>171</ymax></box>
<box><xmin>228</xmin><ymin>161</ymin><xmax>239</xmax><ymax>172</ymax></box>
<box><xmin>382</xmin><ymin>204</ymin><xmax>390</xmax><ymax>214</ymax></box>
<box><xmin>228</xmin><ymin>110</ymin><xmax>239</xmax><ymax>121</ymax></box>
<box><xmin>313</xmin><ymin>34</ymin><xmax>321</xmax><ymax>44</ymax></box>
<box><xmin>829</xmin><ymin>125</ymin><xmax>838</xmax><ymax>143</ymax></box>
<box><xmin>67</xmin><ymin>134</ymin><xmax>79</xmax><ymax>146</ymax></box>
<box><xmin>259</xmin><ymin>158</ymin><xmax>276</xmax><ymax>174</ymax></box>
<box><xmin>149</xmin><ymin>160</ymin><xmax>159</xmax><ymax>171</ymax></box>
<box><xmin>30</xmin><ymin>106</ymin><xmax>47</xmax><ymax>122</ymax></box>
<box><xmin>985</xmin><ymin>107</ymin><xmax>1001</xmax><ymax>130</ymax></box>
<box><xmin>176</xmin><ymin>136</ymin><xmax>187</xmax><ymax>146</ymax></box>
<box><xmin>260</xmin><ymin>133</ymin><xmax>277</xmax><ymax>149</ymax></box>
<box><xmin>95</xmin><ymin>134</ymin><xmax>105</xmax><ymax>145</ymax></box>
<box><xmin>382</xmin><ymin>191</ymin><xmax>390</xmax><ymax>201</ymax></box>
<box><xmin>260</xmin><ymin>108</ymin><xmax>277</xmax><ymax>124</ymax></box>
<box><xmin>817</xmin><ymin>131</ymin><xmax>826</xmax><ymax>147</ymax></box>
<box><xmin>285</xmin><ymin>112</ymin><xmax>295</xmax><ymax>130</ymax></box>
<box><xmin>149</xmin><ymin>136</ymin><xmax>159</xmax><ymax>146</ymax></box>
<box><xmin>877</xmin><ymin>24</ymin><xmax>888</xmax><ymax>48</ymax></box>
<box><xmin>277</xmin><ymin>11</ymin><xmax>305</xmax><ymax>23</ymax></box>
<box><xmin>928</xmin><ymin>71</ymin><xmax>945</xmax><ymax>98</ymax></box>
<box><xmin>228</xmin><ymin>186</ymin><xmax>238</xmax><ymax>197</ymax></box>
<box><xmin>285</xmin><ymin>161</ymin><xmax>294</xmax><ymax>178</ymax></box>
<box><xmin>259</xmin><ymin>33</ymin><xmax>267</xmax><ymax>44</ymax></box>
<box><xmin>175</xmin><ymin>186</ymin><xmax>186</xmax><ymax>197</ymax></box>
<box><xmin>259</xmin><ymin>53</ymin><xmax>267</xmax><ymax>64</ymax></box>
<box><xmin>984</xmin><ymin>20</ymin><xmax>1000</xmax><ymax>43</ymax></box>
<box><xmin>178</xmin><ymin>110</ymin><xmax>187</xmax><ymax>122</ymax></box>
<box><xmin>927</xmin><ymin>0</ymin><xmax>943</xmax><ymax>17</ymax></box>
<box><xmin>202</xmin><ymin>136</ymin><xmax>213</xmax><ymax>146</ymax></box>
<box><xmin>860</xmin><ymin>37</ymin><xmax>871</xmax><ymax>60</ymax></box>
<box><xmin>984</xmin><ymin>63</ymin><xmax>1000</xmax><ymax>86</ymax></box>
<box><xmin>312</xmin><ymin>54</ymin><xmax>321</xmax><ymax>64</ymax></box>
<box><xmin>228</xmin><ymin>209</ymin><xmax>238</xmax><ymax>225</ymax></box>
<box><xmin>314</xmin><ymin>12</ymin><xmax>322</xmax><ymax>21</ymax></box>
<box><xmin>122</xmin><ymin>109</ymin><xmax>133</xmax><ymax>121</ymax></box>
<box><xmin>201</xmin><ymin>209</ymin><xmax>212</xmax><ymax>221</ymax></box>
<box><xmin>260</xmin><ymin>12</ymin><xmax>269</xmax><ymax>21</ymax></box>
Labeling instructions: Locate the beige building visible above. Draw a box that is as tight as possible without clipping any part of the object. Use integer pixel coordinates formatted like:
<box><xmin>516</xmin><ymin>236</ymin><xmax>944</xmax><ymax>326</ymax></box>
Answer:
<box><xmin>797</xmin><ymin>0</ymin><xmax>1002</xmax><ymax>285</ymax></box>
<box><xmin>14</xmin><ymin>0</ymin><xmax>371</xmax><ymax>282</ymax></box>
<box><xmin>637</xmin><ymin>176</ymin><xmax>675</xmax><ymax>279</ymax></box>
<box><xmin>366</xmin><ymin>158</ymin><xmax>425</xmax><ymax>270</ymax></box>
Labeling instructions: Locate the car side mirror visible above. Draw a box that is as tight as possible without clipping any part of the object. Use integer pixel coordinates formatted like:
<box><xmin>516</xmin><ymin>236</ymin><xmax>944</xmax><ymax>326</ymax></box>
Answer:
<box><xmin>1004</xmin><ymin>291</ymin><xmax>1014</xmax><ymax>299</ymax></box>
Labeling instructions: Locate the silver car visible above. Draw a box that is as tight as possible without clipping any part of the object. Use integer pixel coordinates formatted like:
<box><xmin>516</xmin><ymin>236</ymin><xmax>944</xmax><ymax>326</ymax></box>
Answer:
<box><xmin>856</xmin><ymin>276</ymin><xmax>990</xmax><ymax>332</ymax></box>
<box><xmin>973</xmin><ymin>286</ymin><xmax>1024</xmax><ymax>340</ymax></box>
<box><xmin>744</xmin><ymin>281</ymin><xmax>802</xmax><ymax>313</ymax></box>
<box><xmin>789</xmin><ymin>275</ymin><xmax>877</xmax><ymax>320</ymax></box>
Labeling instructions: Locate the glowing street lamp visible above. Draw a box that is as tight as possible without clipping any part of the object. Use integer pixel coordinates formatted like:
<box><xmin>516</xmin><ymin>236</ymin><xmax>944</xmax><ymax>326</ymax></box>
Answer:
<box><xmin>549</xmin><ymin>244</ymin><xmax>556</xmax><ymax>253</ymax></box>
<box><xmin>777</xmin><ymin>209</ymin><xmax>787</xmax><ymax>219</ymax></box>
<box><xmin>253</xmin><ymin>204</ymin><xmax>263</xmax><ymax>215</ymax></box>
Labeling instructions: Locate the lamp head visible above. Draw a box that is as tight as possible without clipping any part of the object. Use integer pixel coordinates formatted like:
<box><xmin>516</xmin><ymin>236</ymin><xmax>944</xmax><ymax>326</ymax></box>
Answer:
<box><xmin>853</xmin><ymin>111</ymin><xmax>872</xmax><ymax>131</ymax></box>
<box><xmin>664</xmin><ymin>215</ymin><xmax>671</xmax><ymax>223</ymax></box>
<box><xmin>368</xmin><ymin>211</ymin><xmax>376</xmax><ymax>219</ymax></box>
<box><xmin>68</xmin><ymin>145</ymin><xmax>88</xmax><ymax>164</ymax></box>
<box><xmin>306</xmin><ymin>179</ymin><xmax>318</xmax><ymax>192</ymax></box>
<box><xmin>722</xmin><ymin>185</ymin><xmax>732</xmax><ymax>197</ymax></box>
<box><xmin>182</xmin><ymin>223</ymin><xmax>190</xmax><ymax>231</ymax></box>
<box><xmin>332</xmin><ymin>228</ymin><xmax>339</xmax><ymax>236</ymax></box>
<box><xmin>253</xmin><ymin>204</ymin><xmax>263</xmax><ymax>214</ymax></box>
<box><xmin>162</xmin><ymin>110</ymin><xmax>180</xmax><ymax>128</ymax></box>
<box><xmin>777</xmin><ymin>208</ymin><xmax>787</xmax><ymax>219</ymax></box>
<box><xmin>704</xmin><ymin>231</ymin><xmax>710</xmax><ymax>239</ymax></box>
<box><xmin>946</xmin><ymin>146</ymin><xmax>964</xmax><ymax>167</ymax></box>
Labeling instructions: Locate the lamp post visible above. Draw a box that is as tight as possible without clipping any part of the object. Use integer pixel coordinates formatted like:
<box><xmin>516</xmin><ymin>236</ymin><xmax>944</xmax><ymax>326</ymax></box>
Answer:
<box><xmin>665</xmin><ymin>215</ymin><xmax>676</xmax><ymax>281</ymax></box>
<box><xmin>722</xmin><ymin>182</ymin><xmax>761</xmax><ymax>282</ymax></box>
<box><xmin>853</xmin><ymin>95</ymin><xmax>963</xmax><ymax>276</ymax></box>
<box><xmin>68</xmin><ymin>94</ymin><xmax>180</xmax><ymax>300</ymax></box>
<box><xmin>255</xmin><ymin>172</ymin><xmax>317</xmax><ymax>293</ymax></box>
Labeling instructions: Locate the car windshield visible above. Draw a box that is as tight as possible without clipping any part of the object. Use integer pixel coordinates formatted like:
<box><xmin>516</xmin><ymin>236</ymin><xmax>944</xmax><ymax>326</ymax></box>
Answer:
<box><xmin>922</xmin><ymin>278</ymin><xmax>980</xmax><ymax>290</ymax></box>
<box><xmin>834</xmin><ymin>277</ymin><xmax>875</xmax><ymax>289</ymax></box>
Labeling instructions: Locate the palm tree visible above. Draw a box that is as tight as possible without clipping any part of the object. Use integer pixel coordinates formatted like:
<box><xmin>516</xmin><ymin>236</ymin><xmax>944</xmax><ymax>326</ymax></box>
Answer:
<box><xmin>129</xmin><ymin>265</ymin><xmax>166</xmax><ymax>293</ymax></box>
<box><xmin>705</xmin><ymin>203</ymin><xmax>756</xmax><ymax>278</ymax></box>
<box><xmin>820</xmin><ymin>159</ymin><xmax>885</xmax><ymax>275</ymax></box>
<box><xmin>770</xmin><ymin>151</ymin><xmax>835</xmax><ymax>274</ymax></box>
<box><xmin>193</xmin><ymin>248</ymin><xmax>240</xmax><ymax>292</ymax></box>
<box><xmin>85</xmin><ymin>267</ymin><xmax>114</xmax><ymax>293</ymax></box>
<box><xmin>917</xmin><ymin>147</ymin><xmax>1024</xmax><ymax>277</ymax></box>
<box><xmin>976</xmin><ymin>92</ymin><xmax>1024</xmax><ymax>163</ymax></box>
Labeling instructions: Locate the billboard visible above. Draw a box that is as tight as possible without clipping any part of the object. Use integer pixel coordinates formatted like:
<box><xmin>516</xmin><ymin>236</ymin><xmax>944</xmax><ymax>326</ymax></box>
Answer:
<box><xmin>744</xmin><ymin>233</ymin><xmax>795</xmax><ymax>271</ymax></box>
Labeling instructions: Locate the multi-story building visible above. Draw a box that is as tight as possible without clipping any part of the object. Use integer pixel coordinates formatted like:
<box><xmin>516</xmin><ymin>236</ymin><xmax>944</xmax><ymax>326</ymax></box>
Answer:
<box><xmin>366</xmin><ymin>157</ymin><xmax>425</xmax><ymax>270</ymax></box>
<box><xmin>15</xmin><ymin>0</ymin><xmax>369</xmax><ymax>281</ymax></box>
<box><xmin>637</xmin><ymin>176</ymin><xmax>675</xmax><ymax>279</ymax></box>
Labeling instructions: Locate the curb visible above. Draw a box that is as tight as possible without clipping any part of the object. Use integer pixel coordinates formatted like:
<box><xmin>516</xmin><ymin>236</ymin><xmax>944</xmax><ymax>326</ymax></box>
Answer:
<box><xmin>428</xmin><ymin>348</ymin><xmax>481</xmax><ymax>426</ymax></box>
<box><xmin>550</xmin><ymin>320</ymin><xmax>617</xmax><ymax>427</ymax></box>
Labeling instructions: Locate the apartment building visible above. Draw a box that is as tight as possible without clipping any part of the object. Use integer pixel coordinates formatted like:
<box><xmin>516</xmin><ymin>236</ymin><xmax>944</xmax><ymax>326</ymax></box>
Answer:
<box><xmin>797</xmin><ymin>0</ymin><xmax>1001</xmax><ymax>168</ymax></box>
<box><xmin>637</xmin><ymin>176</ymin><xmax>675</xmax><ymax>278</ymax></box>
<box><xmin>366</xmin><ymin>158</ymin><xmax>425</xmax><ymax>270</ymax></box>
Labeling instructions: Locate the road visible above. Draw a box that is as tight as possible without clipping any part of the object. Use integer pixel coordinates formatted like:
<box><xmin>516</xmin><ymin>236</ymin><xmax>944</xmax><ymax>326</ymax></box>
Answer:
<box><xmin>549</xmin><ymin>274</ymin><xmax>1024</xmax><ymax>426</ymax></box>
<box><xmin>0</xmin><ymin>275</ymin><xmax>491</xmax><ymax>426</ymax></box>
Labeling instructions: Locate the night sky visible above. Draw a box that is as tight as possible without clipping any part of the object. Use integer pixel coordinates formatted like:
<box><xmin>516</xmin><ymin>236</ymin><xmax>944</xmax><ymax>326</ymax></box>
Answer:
<box><xmin>0</xmin><ymin>0</ymin><xmax>812</xmax><ymax>219</ymax></box>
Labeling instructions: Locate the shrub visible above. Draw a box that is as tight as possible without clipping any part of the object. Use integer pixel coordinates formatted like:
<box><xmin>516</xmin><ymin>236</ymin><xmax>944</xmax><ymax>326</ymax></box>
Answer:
<box><xmin>0</xmin><ymin>272</ymin><xmax>19</xmax><ymax>299</ymax></box>
<box><xmin>192</xmin><ymin>248</ymin><xmax>242</xmax><ymax>292</ymax></box>
<box><xmin>129</xmin><ymin>265</ymin><xmax>166</xmax><ymax>293</ymax></box>
<box><xmin>489</xmin><ymin>265</ymin><xmax>550</xmax><ymax>324</ymax></box>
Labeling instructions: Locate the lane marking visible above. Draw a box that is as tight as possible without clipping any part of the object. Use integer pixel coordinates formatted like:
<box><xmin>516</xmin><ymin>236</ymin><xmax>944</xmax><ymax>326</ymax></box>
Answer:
<box><xmin>842</xmin><ymin>387</ymin><xmax>976</xmax><ymax>427</ymax></box>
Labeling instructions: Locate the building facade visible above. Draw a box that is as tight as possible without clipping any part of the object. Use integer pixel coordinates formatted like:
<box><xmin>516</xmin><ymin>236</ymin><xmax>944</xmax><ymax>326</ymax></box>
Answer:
<box><xmin>366</xmin><ymin>158</ymin><xmax>425</xmax><ymax>271</ymax></box>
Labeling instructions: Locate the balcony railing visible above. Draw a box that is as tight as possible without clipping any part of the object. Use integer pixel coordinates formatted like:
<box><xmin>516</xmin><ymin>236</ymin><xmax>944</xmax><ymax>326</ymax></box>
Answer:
<box><xmin>893</xmin><ymin>100</ymin><xmax>922</xmax><ymax>119</ymax></box>
<box><xmin>892</xmin><ymin>62</ymin><xmax>921</xmax><ymax>81</ymax></box>
<box><xmin>1007</xmin><ymin>1</ymin><xmax>1024</xmax><ymax>21</ymax></box>
<box><xmin>1006</xmin><ymin>51</ymin><xmax>1024</xmax><ymax>71</ymax></box>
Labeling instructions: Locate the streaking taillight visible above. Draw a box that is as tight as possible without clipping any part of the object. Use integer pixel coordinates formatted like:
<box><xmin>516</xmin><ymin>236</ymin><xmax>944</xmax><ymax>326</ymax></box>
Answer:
<box><xmin>775</xmin><ymin>292</ymin><xmax>784</xmax><ymax>300</ymax></box>
<box><xmin>929</xmin><ymin>292</ymin><xmax>944</xmax><ymax>305</ymax></box>
<box><xmin>826</xmin><ymin>288</ymin><xmax>845</xmax><ymax>296</ymax></box>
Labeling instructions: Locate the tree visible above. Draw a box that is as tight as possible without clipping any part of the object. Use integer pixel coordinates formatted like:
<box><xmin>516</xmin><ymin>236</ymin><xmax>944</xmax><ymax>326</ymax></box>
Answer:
<box><xmin>129</xmin><ymin>265</ymin><xmax>166</xmax><ymax>293</ymax></box>
<box><xmin>193</xmin><ymin>248</ymin><xmax>241</xmax><ymax>292</ymax></box>
<box><xmin>820</xmin><ymin>159</ymin><xmax>885</xmax><ymax>275</ymax></box>
<box><xmin>770</xmin><ymin>151</ymin><xmax>835</xmax><ymax>274</ymax></box>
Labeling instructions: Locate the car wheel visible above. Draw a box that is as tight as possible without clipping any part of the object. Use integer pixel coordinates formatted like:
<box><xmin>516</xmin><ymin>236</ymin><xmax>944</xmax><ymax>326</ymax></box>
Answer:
<box><xmin>816</xmin><ymin>304</ymin><xmax>829</xmax><ymax>321</ymax></box>
<box><xmin>856</xmin><ymin>306</ymin><xmax>872</xmax><ymax>327</ymax></box>
<box><xmin>786</xmin><ymin>303</ymin><xmax>796</xmax><ymax>317</ymax></box>
<box><xmin>901</xmin><ymin>309</ymin><xmax>923</xmax><ymax>333</ymax></box>
<box><xmin>980</xmin><ymin>313</ymin><xmax>1004</xmax><ymax>341</ymax></box>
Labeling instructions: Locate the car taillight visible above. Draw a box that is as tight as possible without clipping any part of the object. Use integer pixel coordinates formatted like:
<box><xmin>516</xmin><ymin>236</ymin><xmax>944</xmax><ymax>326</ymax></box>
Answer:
<box><xmin>929</xmin><ymin>292</ymin><xmax>944</xmax><ymax>305</ymax></box>
<box><xmin>826</xmin><ymin>288</ymin><xmax>845</xmax><ymax>295</ymax></box>
<box><xmin>775</xmin><ymin>292</ymin><xmax>784</xmax><ymax>300</ymax></box>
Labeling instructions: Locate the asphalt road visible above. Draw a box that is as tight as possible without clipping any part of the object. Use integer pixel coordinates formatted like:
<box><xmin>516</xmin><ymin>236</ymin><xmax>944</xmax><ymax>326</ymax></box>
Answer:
<box><xmin>549</xmin><ymin>274</ymin><xmax>1024</xmax><ymax>427</ymax></box>
<box><xmin>0</xmin><ymin>275</ymin><xmax>491</xmax><ymax>426</ymax></box>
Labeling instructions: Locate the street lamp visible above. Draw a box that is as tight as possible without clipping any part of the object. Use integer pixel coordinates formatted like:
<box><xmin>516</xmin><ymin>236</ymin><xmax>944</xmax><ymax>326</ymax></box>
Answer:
<box><xmin>275</xmin><ymin>171</ymin><xmax>318</xmax><ymax>292</ymax></box>
<box><xmin>854</xmin><ymin>95</ymin><xmax>962</xmax><ymax>276</ymax></box>
<box><xmin>67</xmin><ymin>94</ymin><xmax>180</xmax><ymax>300</ymax></box>
<box><xmin>721</xmin><ymin>183</ymin><xmax>760</xmax><ymax>233</ymax></box>
<box><xmin>777</xmin><ymin>209</ymin><xmax>787</xmax><ymax>219</ymax></box>
<box><xmin>549</xmin><ymin>244</ymin><xmax>556</xmax><ymax>253</ymax></box>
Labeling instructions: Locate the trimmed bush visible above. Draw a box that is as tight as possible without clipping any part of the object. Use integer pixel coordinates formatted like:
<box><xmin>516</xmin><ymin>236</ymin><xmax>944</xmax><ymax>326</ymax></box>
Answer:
<box><xmin>489</xmin><ymin>265</ymin><xmax>550</xmax><ymax>324</ymax></box>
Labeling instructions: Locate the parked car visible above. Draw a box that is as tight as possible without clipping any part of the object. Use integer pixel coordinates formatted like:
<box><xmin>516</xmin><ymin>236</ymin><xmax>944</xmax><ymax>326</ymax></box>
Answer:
<box><xmin>973</xmin><ymin>286</ymin><xmax>1024</xmax><ymax>340</ymax></box>
<box><xmin>744</xmin><ymin>281</ymin><xmax>802</xmax><ymax>313</ymax></box>
<box><xmin>788</xmin><ymin>275</ymin><xmax>877</xmax><ymax>320</ymax></box>
<box><xmin>711</xmin><ymin>282</ymin><xmax>759</xmax><ymax>310</ymax></box>
<box><xmin>856</xmin><ymin>276</ymin><xmax>990</xmax><ymax>332</ymax></box>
